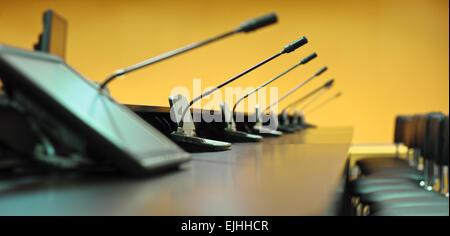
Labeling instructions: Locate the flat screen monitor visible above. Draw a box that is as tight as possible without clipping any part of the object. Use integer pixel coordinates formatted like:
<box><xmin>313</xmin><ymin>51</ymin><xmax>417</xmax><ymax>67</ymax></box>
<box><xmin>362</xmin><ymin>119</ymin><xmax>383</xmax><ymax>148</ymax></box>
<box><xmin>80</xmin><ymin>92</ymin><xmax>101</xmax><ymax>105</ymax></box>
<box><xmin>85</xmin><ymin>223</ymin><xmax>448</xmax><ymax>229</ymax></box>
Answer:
<box><xmin>34</xmin><ymin>10</ymin><xmax>68</xmax><ymax>60</ymax></box>
<box><xmin>0</xmin><ymin>44</ymin><xmax>190</xmax><ymax>175</ymax></box>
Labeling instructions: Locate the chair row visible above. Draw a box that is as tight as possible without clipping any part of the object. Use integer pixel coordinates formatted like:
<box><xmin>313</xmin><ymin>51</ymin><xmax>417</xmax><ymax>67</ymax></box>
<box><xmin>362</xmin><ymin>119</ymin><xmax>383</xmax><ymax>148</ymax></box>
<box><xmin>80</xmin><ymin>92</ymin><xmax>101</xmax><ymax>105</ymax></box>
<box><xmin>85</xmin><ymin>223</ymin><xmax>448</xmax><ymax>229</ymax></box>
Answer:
<box><xmin>350</xmin><ymin>113</ymin><xmax>449</xmax><ymax>216</ymax></box>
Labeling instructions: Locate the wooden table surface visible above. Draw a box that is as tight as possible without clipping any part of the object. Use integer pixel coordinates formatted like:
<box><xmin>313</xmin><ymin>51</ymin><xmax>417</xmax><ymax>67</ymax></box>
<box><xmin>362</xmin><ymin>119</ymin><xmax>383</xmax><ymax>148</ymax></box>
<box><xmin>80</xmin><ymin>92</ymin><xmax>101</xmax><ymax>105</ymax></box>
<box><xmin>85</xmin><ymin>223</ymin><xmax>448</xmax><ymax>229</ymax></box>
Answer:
<box><xmin>0</xmin><ymin>126</ymin><xmax>353</xmax><ymax>216</ymax></box>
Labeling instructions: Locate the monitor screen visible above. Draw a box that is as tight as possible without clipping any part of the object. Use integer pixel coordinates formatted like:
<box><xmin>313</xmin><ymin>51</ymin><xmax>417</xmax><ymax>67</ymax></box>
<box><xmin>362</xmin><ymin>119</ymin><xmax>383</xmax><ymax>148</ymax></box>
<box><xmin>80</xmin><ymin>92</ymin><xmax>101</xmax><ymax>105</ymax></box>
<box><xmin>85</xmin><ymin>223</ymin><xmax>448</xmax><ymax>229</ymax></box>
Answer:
<box><xmin>0</xmin><ymin>45</ymin><xmax>190</xmax><ymax>174</ymax></box>
<box><xmin>34</xmin><ymin>10</ymin><xmax>68</xmax><ymax>60</ymax></box>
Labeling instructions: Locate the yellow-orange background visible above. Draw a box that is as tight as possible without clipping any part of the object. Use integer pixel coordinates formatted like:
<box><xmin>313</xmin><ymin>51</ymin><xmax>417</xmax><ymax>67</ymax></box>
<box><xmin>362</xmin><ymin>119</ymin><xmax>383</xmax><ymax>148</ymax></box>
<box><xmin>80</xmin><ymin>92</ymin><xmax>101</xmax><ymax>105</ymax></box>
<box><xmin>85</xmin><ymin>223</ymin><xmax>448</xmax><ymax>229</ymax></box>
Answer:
<box><xmin>0</xmin><ymin>0</ymin><xmax>448</xmax><ymax>143</ymax></box>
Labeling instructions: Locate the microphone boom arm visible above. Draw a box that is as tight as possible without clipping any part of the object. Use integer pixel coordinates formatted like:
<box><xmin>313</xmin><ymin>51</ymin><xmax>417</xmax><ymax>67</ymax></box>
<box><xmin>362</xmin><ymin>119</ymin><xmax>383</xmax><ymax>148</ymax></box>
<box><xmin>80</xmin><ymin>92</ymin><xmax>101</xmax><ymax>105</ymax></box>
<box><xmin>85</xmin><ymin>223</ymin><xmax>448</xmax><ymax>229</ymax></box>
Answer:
<box><xmin>179</xmin><ymin>36</ymin><xmax>309</xmax><ymax>125</ymax></box>
<box><xmin>264</xmin><ymin>74</ymin><xmax>315</xmax><ymax>113</ymax></box>
<box><xmin>284</xmin><ymin>79</ymin><xmax>334</xmax><ymax>111</ymax></box>
<box><xmin>99</xmin><ymin>13</ymin><xmax>279</xmax><ymax>89</ymax></box>
<box><xmin>232</xmin><ymin>52</ymin><xmax>317</xmax><ymax>115</ymax></box>
<box><xmin>100</xmin><ymin>30</ymin><xmax>237</xmax><ymax>89</ymax></box>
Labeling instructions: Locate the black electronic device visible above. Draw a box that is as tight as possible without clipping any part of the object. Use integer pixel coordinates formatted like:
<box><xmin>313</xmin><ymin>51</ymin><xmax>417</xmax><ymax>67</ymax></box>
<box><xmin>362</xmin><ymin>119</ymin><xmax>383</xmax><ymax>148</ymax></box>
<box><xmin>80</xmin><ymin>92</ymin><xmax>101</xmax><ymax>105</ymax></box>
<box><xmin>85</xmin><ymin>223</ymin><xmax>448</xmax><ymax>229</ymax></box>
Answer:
<box><xmin>219</xmin><ymin>102</ymin><xmax>263</xmax><ymax>142</ymax></box>
<box><xmin>278</xmin><ymin>109</ymin><xmax>299</xmax><ymax>133</ymax></box>
<box><xmin>0</xmin><ymin>45</ymin><xmax>190</xmax><ymax>176</ymax></box>
<box><xmin>252</xmin><ymin>105</ymin><xmax>283</xmax><ymax>137</ymax></box>
<box><xmin>34</xmin><ymin>9</ymin><xmax>68</xmax><ymax>60</ymax></box>
<box><xmin>169</xmin><ymin>95</ymin><xmax>232</xmax><ymax>151</ymax></box>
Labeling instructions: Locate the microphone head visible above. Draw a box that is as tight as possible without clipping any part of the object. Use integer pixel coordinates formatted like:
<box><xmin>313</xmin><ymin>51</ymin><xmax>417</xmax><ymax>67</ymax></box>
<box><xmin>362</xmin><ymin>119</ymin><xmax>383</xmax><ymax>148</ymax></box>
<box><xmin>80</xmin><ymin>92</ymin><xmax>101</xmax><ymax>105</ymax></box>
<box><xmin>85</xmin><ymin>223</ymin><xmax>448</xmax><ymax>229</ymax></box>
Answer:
<box><xmin>324</xmin><ymin>79</ymin><xmax>334</xmax><ymax>88</ymax></box>
<box><xmin>300</xmin><ymin>52</ymin><xmax>317</xmax><ymax>65</ymax></box>
<box><xmin>238</xmin><ymin>13</ymin><xmax>278</xmax><ymax>33</ymax></box>
<box><xmin>314</xmin><ymin>66</ymin><xmax>328</xmax><ymax>76</ymax></box>
<box><xmin>282</xmin><ymin>37</ymin><xmax>308</xmax><ymax>54</ymax></box>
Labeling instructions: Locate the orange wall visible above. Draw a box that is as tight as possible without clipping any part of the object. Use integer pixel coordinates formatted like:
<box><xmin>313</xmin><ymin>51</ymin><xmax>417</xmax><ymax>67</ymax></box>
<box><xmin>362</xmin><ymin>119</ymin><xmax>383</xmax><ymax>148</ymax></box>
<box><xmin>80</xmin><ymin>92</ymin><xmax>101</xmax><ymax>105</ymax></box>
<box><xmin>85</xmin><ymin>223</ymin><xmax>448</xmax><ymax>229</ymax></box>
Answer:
<box><xmin>0</xmin><ymin>0</ymin><xmax>448</xmax><ymax>143</ymax></box>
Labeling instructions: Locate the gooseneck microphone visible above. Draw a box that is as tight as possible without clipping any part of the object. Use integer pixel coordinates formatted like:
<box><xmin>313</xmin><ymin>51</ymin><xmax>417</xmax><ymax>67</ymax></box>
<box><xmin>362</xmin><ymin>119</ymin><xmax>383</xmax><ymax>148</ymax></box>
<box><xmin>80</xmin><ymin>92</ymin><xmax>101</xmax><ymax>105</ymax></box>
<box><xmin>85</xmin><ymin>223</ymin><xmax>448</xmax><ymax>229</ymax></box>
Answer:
<box><xmin>263</xmin><ymin>66</ymin><xmax>328</xmax><ymax>113</ymax></box>
<box><xmin>99</xmin><ymin>13</ymin><xmax>278</xmax><ymax>89</ymax></box>
<box><xmin>179</xmin><ymin>36</ymin><xmax>309</xmax><ymax>124</ymax></box>
<box><xmin>232</xmin><ymin>52</ymin><xmax>317</xmax><ymax>115</ymax></box>
<box><xmin>282</xmin><ymin>80</ymin><xmax>335</xmax><ymax>130</ymax></box>
<box><xmin>283</xmin><ymin>78</ymin><xmax>334</xmax><ymax>111</ymax></box>
<box><xmin>217</xmin><ymin>52</ymin><xmax>316</xmax><ymax>143</ymax></box>
<box><xmin>304</xmin><ymin>92</ymin><xmax>342</xmax><ymax>115</ymax></box>
<box><xmin>294</xmin><ymin>91</ymin><xmax>340</xmax><ymax>130</ymax></box>
<box><xmin>299</xmin><ymin>85</ymin><xmax>330</xmax><ymax>111</ymax></box>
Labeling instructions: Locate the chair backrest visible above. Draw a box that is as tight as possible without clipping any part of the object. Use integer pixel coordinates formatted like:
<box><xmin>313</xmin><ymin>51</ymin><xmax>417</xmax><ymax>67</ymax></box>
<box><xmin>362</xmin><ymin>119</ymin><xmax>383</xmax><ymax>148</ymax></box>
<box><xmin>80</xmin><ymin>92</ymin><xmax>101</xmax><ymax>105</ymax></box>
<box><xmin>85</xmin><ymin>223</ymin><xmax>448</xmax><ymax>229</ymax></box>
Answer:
<box><xmin>424</xmin><ymin>113</ymin><xmax>445</xmax><ymax>162</ymax></box>
<box><xmin>402</xmin><ymin>117</ymin><xmax>412</xmax><ymax>148</ymax></box>
<box><xmin>414</xmin><ymin>114</ymin><xmax>428</xmax><ymax>150</ymax></box>
<box><xmin>394</xmin><ymin>115</ymin><xmax>411</xmax><ymax>144</ymax></box>
<box><xmin>440</xmin><ymin>116</ymin><xmax>449</xmax><ymax>166</ymax></box>
<box><xmin>404</xmin><ymin>115</ymin><xmax>422</xmax><ymax>148</ymax></box>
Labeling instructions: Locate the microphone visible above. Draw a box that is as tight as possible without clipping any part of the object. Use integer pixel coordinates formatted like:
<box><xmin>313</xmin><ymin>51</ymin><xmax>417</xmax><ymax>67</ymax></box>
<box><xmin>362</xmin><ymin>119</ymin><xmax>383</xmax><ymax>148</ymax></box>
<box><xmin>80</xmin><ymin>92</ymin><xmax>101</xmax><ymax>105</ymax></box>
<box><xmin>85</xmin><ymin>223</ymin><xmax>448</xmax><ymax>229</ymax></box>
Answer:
<box><xmin>264</xmin><ymin>66</ymin><xmax>328</xmax><ymax>113</ymax></box>
<box><xmin>221</xmin><ymin>52</ymin><xmax>317</xmax><ymax>142</ymax></box>
<box><xmin>282</xmin><ymin>79</ymin><xmax>335</xmax><ymax>129</ymax></box>
<box><xmin>179</xmin><ymin>36</ymin><xmax>309</xmax><ymax>124</ymax></box>
<box><xmin>184</xmin><ymin>37</ymin><xmax>309</xmax><ymax>114</ymax></box>
<box><xmin>252</xmin><ymin>66</ymin><xmax>328</xmax><ymax>136</ymax></box>
<box><xmin>232</xmin><ymin>52</ymin><xmax>317</xmax><ymax>115</ymax></box>
<box><xmin>170</xmin><ymin>36</ymin><xmax>308</xmax><ymax>150</ymax></box>
<box><xmin>169</xmin><ymin>95</ymin><xmax>232</xmax><ymax>152</ymax></box>
<box><xmin>300</xmin><ymin>85</ymin><xmax>331</xmax><ymax>111</ymax></box>
<box><xmin>283</xmin><ymin>78</ymin><xmax>334</xmax><ymax>112</ymax></box>
<box><xmin>99</xmin><ymin>13</ymin><xmax>278</xmax><ymax>89</ymax></box>
<box><xmin>295</xmin><ymin>89</ymin><xmax>338</xmax><ymax>129</ymax></box>
<box><xmin>304</xmin><ymin>92</ymin><xmax>342</xmax><ymax>115</ymax></box>
<box><xmin>219</xmin><ymin>102</ymin><xmax>264</xmax><ymax>143</ymax></box>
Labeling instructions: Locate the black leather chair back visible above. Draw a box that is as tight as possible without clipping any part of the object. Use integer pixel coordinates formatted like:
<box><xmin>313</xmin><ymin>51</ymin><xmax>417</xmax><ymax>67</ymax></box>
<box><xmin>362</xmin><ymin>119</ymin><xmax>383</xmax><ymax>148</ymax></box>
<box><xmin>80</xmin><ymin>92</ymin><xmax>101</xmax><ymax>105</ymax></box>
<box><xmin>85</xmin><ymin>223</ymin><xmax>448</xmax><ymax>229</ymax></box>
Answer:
<box><xmin>440</xmin><ymin>116</ymin><xmax>449</xmax><ymax>166</ymax></box>
<box><xmin>394</xmin><ymin>115</ymin><xmax>411</xmax><ymax>145</ymax></box>
<box><xmin>414</xmin><ymin>115</ymin><xmax>428</xmax><ymax>151</ymax></box>
<box><xmin>424</xmin><ymin>114</ymin><xmax>445</xmax><ymax>162</ymax></box>
<box><xmin>403</xmin><ymin>117</ymin><xmax>414</xmax><ymax>148</ymax></box>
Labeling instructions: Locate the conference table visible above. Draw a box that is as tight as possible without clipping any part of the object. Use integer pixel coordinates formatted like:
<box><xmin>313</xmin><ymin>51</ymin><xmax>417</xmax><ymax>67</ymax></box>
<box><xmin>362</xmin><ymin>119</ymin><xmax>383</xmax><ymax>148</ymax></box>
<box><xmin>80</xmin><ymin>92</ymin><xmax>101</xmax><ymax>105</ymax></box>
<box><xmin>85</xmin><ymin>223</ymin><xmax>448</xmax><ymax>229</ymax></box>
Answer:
<box><xmin>0</xmin><ymin>126</ymin><xmax>353</xmax><ymax>216</ymax></box>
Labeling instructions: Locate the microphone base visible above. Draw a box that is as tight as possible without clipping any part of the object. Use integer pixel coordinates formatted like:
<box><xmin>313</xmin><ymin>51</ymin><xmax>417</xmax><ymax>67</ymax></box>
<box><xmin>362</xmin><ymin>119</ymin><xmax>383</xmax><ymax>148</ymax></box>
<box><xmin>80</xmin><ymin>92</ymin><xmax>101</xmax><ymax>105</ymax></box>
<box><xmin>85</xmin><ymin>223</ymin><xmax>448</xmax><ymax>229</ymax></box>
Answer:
<box><xmin>294</xmin><ymin>123</ymin><xmax>316</xmax><ymax>130</ymax></box>
<box><xmin>277</xmin><ymin>125</ymin><xmax>296</xmax><ymax>133</ymax></box>
<box><xmin>223</xmin><ymin>128</ymin><xmax>263</xmax><ymax>143</ymax></box>
<box><xmin>290</xmin><ymin>124</ymin><xmax>304</xmax><ymax>131</ymax></box>
<box><xmin>252</xmin><ymin>127</ymin><xmax>283</xmax><ymax>137</ymax></box>
<box><xmin>170</xmin><ymin>132</ymin><xmax>232</xmax><ymax>153</ymax></box>
<box><xmin>303</xmin><ymin>123</ymin><xmax>317</xmax><ymax>129</ymax></box>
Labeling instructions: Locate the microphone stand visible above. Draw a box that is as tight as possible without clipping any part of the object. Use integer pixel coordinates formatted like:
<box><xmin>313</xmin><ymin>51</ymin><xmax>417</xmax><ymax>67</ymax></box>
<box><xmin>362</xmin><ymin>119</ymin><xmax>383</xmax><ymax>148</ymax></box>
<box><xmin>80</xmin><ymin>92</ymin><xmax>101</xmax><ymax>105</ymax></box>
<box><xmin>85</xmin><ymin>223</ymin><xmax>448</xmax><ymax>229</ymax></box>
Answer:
<box><xmin>281</xmin><ymin>79</ymin><xmax>334</xmax><ymax>130</ymax></box>
<box><xmin>230</xmin><ymin>52</ymin><xmax>318</xmax><ymax>137</ymax></box>
<box><xmin>170</xmin><ymin>37</ymin><xmax>309</xmax><ymax>150</ymax></box>
<box><xmin>296</xmin><ymin>92</ymin><xmax>342</xmax><ymax>129</ymax></box>
<box><xmin>99</xmin><ymin>13</ymin><xmax>279</xmax><ymax>89</ymax></box>
<box><xmin>304</xmin><ymin>92</ymin><xmax>342</xmax><ymax>115</ymax></box>
<box><xmin>252</xmin><ymin>67</ymin><xmax>329</xmax><ymax>136</ymax></box>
